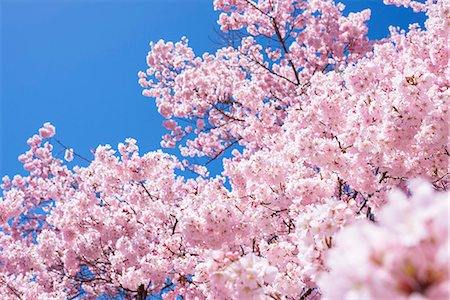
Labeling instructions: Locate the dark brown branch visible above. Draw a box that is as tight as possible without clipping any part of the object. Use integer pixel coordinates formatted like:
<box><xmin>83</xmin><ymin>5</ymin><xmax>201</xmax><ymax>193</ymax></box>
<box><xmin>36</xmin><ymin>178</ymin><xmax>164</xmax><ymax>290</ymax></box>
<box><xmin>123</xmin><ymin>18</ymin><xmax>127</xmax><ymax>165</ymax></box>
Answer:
<box><xmin>205</xmin><ymin>138</ymin><xmax>241</xmax><ymax>166</ymax></box>
<box><xmin>300</xmin><ymin>288</ymin><xmax>315</xmax><ymax>300</ymax></box>
<box><xmin>245</xmin><ymin>0</ymin><xmax>270</xmax><ymax>17</ymax></box>
<box><xmin>366</xmin><ymin>206</ymin><xmax>376</xmax><ymax>222</ymax></box>
<box><xmin>68</xmin><ymin>293</ymin><xmax>83</xmax><ymax>300</ymax></box>
<box><xmin>432</xmin><ymin>172</ymin><xmax>449</xmax><ymax>184</ymax></box>
<box><xmin>0</xmin><ymin>278</ymin><xmax>23</xmax><ymax>299</ymax></box>
<box><xmin>332</xmin><ymin>135</ymin><xmax>352</xmax><ymax>154</ymax></box>
<box><xmin>271</xmin><ymin>18</ymin><xmax>300</xmax><ymax>85</ymax></box>
<box><xmin>211</xmin><ymin>102</ymin><xmax>245</xmax><ymax>122</ymax></box>
<box><xmin>140</xmin><ymin>182</ymin><xmax>157</xmax><ymax>200</ymax></box>
<box><xmin>245</xmin><ymin>52</ymin><xmax>299</xmax><ymax>86</ymax></box>
<box><xmin>136</xmin><ymin>284</ymin><xmax>147</xmax><ymax>300</ymax></box>
<box><xmin>358</xmin><ymin>198</ymin><xmax>368</xmax><ymax>214</ymax></box>
<box><xmin>170</xmin><ymin>214</ymin><xmax>178</xmax><ymax>235</ymax></box>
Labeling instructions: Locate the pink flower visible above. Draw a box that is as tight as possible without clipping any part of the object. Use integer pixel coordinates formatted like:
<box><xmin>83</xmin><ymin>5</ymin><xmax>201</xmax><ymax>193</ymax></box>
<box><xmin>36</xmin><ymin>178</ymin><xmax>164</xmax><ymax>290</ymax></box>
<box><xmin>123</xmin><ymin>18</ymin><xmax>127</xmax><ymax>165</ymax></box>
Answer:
<box><xmin>319</xmin><ymin>180</ymin><xmax>449</xmax><ymax>299</ymax></box>
<box><xmin>64</xmin><ymin>148</ymin><xmax>74</xmax><ymax>162</ymax></box>
<box><xmin>38</xmin><ymin>122</ymin><xmax>56</xmax><ymax>138</ymax></box>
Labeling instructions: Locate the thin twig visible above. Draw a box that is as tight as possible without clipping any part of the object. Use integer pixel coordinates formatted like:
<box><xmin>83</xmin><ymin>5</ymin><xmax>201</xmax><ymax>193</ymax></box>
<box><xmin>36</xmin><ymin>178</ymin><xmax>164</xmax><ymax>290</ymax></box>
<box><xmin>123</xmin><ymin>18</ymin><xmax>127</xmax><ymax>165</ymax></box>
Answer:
<box><xmin>54</xmin><ymin>139</ymin><xmax>92</xmax><ymax>163</ymax></box>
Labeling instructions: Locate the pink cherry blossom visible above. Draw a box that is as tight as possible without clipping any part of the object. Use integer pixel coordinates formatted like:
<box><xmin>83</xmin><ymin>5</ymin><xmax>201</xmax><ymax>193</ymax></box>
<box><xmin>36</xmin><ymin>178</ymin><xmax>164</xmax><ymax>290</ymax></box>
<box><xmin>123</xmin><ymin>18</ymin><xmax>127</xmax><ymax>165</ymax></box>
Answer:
<box><xmin>64</xmin><ymin>148</ymin><xmax>74</xmax><ymax>162</ymax></box>
<box><xmin>38</xmin><ymin>122</ymin><xmax>56</xmax><ymax>139</ymax></box>
<box><xmin>319</xmin><ymin>180</ymin><xmax>449</xmax><ymax>299</ymax></box>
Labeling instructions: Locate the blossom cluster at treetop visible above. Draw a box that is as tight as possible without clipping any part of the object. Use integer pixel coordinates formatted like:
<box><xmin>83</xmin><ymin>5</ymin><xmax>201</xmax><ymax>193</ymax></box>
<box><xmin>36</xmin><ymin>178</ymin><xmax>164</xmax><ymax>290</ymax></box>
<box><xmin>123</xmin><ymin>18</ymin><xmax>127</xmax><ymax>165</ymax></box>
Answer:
<box><xmin>1</xmin><ymin>0</ymin><xmax>449</xmax><ymax>299</ymax></box>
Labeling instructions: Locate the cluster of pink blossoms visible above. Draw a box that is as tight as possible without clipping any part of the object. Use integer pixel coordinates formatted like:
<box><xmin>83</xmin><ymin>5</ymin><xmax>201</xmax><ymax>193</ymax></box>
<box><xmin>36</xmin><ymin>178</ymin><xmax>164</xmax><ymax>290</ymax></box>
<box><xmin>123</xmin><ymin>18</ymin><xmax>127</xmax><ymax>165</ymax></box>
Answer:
<box><xmin>320</xmin><ymin>180</ymin><xmax>449</xmax><ymax>299</ymax></box>
<box><xmin>194</xmin><ymin>251</ymin><xmax>278</xmax><ymax>300</ymax></box>
<box><xmin>1</xmin><ymin>0</ymin><xmax>449</xmax><ymax>299</ymax></box>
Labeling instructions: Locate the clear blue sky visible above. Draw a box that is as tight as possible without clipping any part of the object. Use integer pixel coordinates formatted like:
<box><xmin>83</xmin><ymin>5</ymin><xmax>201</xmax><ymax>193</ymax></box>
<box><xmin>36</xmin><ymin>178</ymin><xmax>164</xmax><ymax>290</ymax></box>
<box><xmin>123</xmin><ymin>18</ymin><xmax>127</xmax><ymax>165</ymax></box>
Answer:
<box><xmin>0</xmin><ymin>0</ymin><xmax>425</xmax><ymax>178</ymax></box>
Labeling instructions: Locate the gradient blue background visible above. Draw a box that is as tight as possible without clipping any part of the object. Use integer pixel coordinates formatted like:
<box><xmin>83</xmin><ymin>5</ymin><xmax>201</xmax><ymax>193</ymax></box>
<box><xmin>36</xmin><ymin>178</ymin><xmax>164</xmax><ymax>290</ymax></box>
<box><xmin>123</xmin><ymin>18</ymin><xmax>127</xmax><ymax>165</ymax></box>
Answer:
<box><xmin>1</xmin><ymin>0</ymin><xmax>426</xmax><ymax>178</ymax></box>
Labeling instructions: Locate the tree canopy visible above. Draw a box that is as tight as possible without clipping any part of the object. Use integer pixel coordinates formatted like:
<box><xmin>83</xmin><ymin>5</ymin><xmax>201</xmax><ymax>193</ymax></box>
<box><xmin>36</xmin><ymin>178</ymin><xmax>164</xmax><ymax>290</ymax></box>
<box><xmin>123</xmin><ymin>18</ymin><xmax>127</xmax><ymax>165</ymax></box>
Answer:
<box><xmin>1</xmin><ymin>0</ymin><xmax>448</xmax><ymax>299</ymax></box>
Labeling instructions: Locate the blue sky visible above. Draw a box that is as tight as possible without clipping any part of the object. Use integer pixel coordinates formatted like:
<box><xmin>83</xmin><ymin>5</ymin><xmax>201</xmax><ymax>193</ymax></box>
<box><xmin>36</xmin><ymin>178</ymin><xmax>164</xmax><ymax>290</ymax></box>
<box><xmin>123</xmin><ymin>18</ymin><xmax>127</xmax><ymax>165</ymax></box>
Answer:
<box><xmin>0</xmin><ymin>0</ymin><xmax>426</xmax><ymax>178</ymax></box>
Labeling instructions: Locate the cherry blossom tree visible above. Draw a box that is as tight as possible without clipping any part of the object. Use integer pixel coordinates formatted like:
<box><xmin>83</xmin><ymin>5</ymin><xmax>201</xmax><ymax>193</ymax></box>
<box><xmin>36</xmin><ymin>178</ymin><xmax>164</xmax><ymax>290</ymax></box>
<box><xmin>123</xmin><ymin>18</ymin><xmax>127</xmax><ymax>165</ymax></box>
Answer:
<box><xmin>1</xmin><ymin>0</ymin><xmax>448</xmax><ymax>299</ymax></box>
